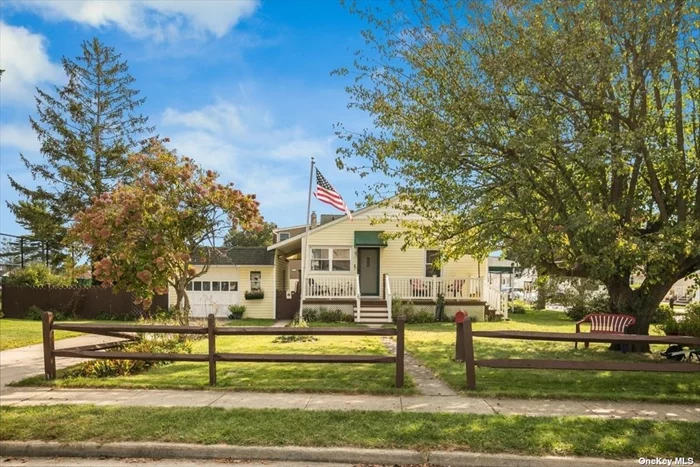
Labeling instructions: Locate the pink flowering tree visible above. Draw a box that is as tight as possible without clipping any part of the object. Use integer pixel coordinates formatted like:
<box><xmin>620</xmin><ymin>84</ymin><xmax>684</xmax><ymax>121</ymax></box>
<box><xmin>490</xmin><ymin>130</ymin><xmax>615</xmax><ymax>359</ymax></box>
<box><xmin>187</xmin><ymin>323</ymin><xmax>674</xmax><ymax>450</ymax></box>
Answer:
<box><xmin>69</xmin><ymin>138</ymin><xmax>262</xmax><ymax>321</ymax></box>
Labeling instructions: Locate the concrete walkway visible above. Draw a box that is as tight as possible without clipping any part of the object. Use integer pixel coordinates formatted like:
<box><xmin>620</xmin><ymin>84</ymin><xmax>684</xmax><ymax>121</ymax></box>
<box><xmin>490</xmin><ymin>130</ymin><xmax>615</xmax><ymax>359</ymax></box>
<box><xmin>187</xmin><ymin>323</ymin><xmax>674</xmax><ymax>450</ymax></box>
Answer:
<box><xmin>0</xmin><ymin>334</ymin><xmax>126</xmax><ymax>392</ymax></box>
<box><xmin>2</xmin><ymin>386</ymin><xmax>698</xmax><ymax>421</ymax></box>
<box><xmin>382</xmin><ymin>336</ymin><xmax>456</xmax><ymax>396</ymax></box>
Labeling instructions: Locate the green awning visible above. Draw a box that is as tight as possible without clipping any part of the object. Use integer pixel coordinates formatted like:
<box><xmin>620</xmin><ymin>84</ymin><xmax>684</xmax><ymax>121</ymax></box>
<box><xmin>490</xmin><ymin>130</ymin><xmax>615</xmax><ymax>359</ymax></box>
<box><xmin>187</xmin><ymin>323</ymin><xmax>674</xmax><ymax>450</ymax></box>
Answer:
<box><xmin>489</xmin><ymin>266</ymin><xmax>515</xmax><ymax>273</ymax></box>
<box><xmin>354</xmin><ymin>231</ymin><xmax>387</xmax><ymax>247</ymax></box>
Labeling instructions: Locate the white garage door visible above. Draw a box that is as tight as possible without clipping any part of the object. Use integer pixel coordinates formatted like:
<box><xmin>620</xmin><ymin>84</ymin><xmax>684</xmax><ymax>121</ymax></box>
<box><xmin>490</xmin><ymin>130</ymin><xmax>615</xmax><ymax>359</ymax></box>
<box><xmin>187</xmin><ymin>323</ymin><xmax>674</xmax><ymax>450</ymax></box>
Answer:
<box><xmin>187</xmin><ymin>274</ymin><xmax>240</xmax><ymax>318</ymax></box>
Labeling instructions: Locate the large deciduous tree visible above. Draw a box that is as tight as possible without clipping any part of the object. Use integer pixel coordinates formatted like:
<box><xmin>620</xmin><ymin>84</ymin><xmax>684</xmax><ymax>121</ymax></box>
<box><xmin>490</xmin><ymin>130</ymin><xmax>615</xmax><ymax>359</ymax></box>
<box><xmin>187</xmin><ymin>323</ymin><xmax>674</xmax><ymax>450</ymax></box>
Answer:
<box><xmin>336</xmin><ymin>0</ymin><xmax>700</xmax><ymax>340</ymax></box>
<box><xmin>69</xmin><ymin>139</ymin><xmax>262</xmax><ymax>318</ymax></box>
<box><xmin>7</xmin><ymin>38</ymin><xmax>152</xmax><ymax>271</ymax></box>
<box><xmin>224</xmin><ymin>221</ymin><xmax>277</xmax><ymax>247</ymax></box>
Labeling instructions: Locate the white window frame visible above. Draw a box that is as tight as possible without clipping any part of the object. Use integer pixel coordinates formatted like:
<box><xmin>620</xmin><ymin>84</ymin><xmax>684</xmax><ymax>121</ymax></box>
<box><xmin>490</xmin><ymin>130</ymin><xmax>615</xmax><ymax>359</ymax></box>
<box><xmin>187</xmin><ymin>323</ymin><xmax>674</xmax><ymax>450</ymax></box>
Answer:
<box><xmin>425</xmin><ymin>249</ymin><xmax>442</xmax><ymax>278</ymax></box>
<box><xmin>250</xmin><ymin>271</ymin><xmax>262</xmax><ymax>291</ymax></box>
<box><xmin>278</xmin><ymin>232</ymin><xmax>290</xmax><ymax>241</ymax></box>
<box><xmin>309</xmin><ymin>246</ymin><xmax>353</xmax><ymax>273</ymax></box>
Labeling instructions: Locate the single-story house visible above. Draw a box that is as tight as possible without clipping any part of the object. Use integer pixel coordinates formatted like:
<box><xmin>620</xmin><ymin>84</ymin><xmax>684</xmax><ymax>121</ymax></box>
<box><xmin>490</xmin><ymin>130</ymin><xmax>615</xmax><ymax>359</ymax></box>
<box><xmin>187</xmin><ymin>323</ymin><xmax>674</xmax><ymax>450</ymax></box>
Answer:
<box><xmin>171</xmin><ymin>200</ymin><xmax>509</xmax><ymax>322</ymax></box>
<box><xmin>267</xmin><ymin>199</ymin><xmax>508</xmax><ymax>323</ymax></box>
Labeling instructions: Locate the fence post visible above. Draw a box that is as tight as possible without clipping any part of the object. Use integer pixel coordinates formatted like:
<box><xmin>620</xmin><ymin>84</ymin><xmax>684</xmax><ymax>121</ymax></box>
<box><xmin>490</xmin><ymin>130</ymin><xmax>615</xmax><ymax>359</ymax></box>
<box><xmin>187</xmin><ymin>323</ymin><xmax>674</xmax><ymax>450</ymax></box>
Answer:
<box><xmin>454</xmin><ymin>311</ymin><xmax>466</xmax><ymax>362</ymax></box>
<box><xmin>462</xmin><ymin>317</ymin><xmax>476</xmax><ymax>390</ymax></box>
<box><xmin>395</xmin><ymin>316</ymin><xmax>405</xmax><ymax>388</ymax></box>
<box><xmin>41</xmin><ymin>311</ymin><xmax>56</xmax><ymax>380</ymax></box>
<box><xmin>208</xmin><ymin>314</ymin><xmax>217</xmax><ymax>386</ymax></box>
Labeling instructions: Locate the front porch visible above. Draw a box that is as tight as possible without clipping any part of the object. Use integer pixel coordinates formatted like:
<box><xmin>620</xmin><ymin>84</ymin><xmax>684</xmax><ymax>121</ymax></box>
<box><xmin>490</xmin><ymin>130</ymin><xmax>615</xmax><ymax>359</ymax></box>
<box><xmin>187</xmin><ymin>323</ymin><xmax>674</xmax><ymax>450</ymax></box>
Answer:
<box><xmin>301</xmin><ymin>274</ymin><xmax>509</xmax><ymax>323</ymax></box>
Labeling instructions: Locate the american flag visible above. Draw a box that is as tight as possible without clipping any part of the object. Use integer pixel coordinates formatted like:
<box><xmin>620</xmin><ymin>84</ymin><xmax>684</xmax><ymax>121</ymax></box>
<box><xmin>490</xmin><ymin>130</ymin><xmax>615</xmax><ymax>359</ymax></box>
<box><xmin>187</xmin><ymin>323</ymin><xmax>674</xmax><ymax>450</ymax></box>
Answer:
<box><xmin>313</xmin><ymin>168</ymin><xmax>352</xmax><ymax>220</ymax></box>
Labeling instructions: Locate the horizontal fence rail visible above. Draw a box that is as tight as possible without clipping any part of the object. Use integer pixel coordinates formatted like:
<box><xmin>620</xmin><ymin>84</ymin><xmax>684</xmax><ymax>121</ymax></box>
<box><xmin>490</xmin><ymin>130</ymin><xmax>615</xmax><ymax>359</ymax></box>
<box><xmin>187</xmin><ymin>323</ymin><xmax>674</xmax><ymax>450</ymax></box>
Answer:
<box><xmin>453</xmin><ymin>316</ymin><xmax>700</xmax><ymax>390</ymax></box>
<box><xmin>42</xmin><ymin>312</ymin><xmax>405</xmax><ymax>388</ymax></box>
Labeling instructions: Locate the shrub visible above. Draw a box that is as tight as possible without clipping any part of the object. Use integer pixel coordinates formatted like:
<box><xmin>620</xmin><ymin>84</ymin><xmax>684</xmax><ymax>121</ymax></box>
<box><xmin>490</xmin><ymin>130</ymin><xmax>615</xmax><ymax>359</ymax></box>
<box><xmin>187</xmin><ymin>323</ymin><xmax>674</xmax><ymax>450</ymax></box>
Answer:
<box><xmin>317</xmin><ymin>308</ymin><xmax>352</xmax><ymax>323</ymax></box>
<box><xmin>510</xmin><ymin>299</ymin><xmax>530</xmax><ymax>314</ymax></box>
<box><xmin>678</xmin><ymin>303</ymin><xmax>700</xmax><ymax>337</ymax></box>
<box><xmin>651</xmin><ymin>304</ymin><xmax>674</xmax><ymax>324</ymax></box>
<box><xmin>391</xmin><ymin>300</ymin><xmax>436</xmax><ymax>324</ymax></box>
<box><xmin>65</xmin><ymin>335</ymin><xmax>192</xmax><ymax>378</ymax></box>
<box><xmin>565</xmin><ymin>293</ymin><xmax>609</xmax><ymax>321</ymax></box>
<box><xmin>659</xmin><ymin>317</ymin><xmax>681</xmax><ymax>335</ymax></box>
<box><xmin>565</xmin><ymin>303</ymin><xmax>589</xmax><ymax>322</ymax></box>
<box><xmin>301</xmin><ymin>307</ymin><xmax>318</xmax><ymax>322</ymax></box>
<box><xmin>4</xmin><ymin>264</ymin><xmax>73</xmax><ymax>287</ymax></box>
<box><xmin>25</xmin><ymin>305</ymin><xmax>44</xmax><ymax>321</ymax></box>
<box><xmin>147</xmin><ymin>306</ymin><xmax>189</xmax><ymax>325</ymax></box>
<box><xmin>228</xmin><ymin>304</ymin><xmax>246</xmax><ymax>319</ymax></box>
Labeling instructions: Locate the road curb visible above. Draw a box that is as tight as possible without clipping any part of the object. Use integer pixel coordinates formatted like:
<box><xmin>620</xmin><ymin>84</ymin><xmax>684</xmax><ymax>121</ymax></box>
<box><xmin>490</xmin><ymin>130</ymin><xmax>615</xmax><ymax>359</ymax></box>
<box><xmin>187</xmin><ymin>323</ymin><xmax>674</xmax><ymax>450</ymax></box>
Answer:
<box><xmin>0</xmin><ymin>441</ymin><xmax>636</xmax><ymax>466</ymax></box>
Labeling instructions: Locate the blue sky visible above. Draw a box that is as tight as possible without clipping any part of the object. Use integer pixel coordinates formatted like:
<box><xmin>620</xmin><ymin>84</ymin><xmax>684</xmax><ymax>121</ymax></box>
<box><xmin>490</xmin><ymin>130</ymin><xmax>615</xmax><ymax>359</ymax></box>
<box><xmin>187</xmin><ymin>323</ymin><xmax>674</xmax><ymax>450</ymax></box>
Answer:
<box><xmin>0</xmin><ymin>0</ymin><xmax>380</xmax><ymax>237</ymax></box>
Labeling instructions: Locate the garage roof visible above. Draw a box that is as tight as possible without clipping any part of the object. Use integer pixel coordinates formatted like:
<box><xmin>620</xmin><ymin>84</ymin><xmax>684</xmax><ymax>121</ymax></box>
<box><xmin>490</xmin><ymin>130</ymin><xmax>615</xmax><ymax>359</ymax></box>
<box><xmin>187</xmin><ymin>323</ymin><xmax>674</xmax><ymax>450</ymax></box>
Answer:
<box><xmin>191</xmin><ymin>247</ymin><xmax>276</xmax><ymax>266</ymax></box>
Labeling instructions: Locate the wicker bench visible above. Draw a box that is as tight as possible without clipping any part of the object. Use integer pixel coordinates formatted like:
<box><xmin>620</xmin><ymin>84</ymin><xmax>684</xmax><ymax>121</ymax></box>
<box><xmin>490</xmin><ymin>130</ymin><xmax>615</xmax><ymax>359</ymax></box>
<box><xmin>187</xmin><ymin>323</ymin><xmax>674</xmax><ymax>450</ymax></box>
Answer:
<box><xmin>574</xmin><ymin>313</ymin><xmax>636</xmax><ymax>349</ymax></box>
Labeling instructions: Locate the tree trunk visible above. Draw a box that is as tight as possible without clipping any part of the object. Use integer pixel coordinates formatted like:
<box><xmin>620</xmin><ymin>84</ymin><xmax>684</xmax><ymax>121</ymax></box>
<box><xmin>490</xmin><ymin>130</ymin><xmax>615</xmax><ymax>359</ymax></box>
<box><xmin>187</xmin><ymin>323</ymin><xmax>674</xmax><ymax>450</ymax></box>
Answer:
<box><xmin>173</xmin><ymin>279</ymin><xmax>191</xmax><ymax>326</ymax></box>
<box><xmin>536</xmin><ymin>288</ymin><xmax>547</xmax><ymax>310</ymax></box>
<box><xmin>606</xmin><ymin>278</ymin><xmax>671</xmax><ymax>353</ymax></box>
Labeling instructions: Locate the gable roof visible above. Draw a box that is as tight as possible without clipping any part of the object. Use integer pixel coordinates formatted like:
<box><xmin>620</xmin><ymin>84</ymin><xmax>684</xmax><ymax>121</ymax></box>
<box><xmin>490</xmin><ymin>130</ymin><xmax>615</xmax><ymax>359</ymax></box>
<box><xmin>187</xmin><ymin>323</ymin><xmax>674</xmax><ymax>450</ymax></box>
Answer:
<box><xmin>191</xmin><ymin>247</ymin><xmax>276</xmax><ymax>266</ymax></box>
<box><xmin>267</xmin><ymin>197</ymin><xmax>399</xmax><ymax>252</ymax></box>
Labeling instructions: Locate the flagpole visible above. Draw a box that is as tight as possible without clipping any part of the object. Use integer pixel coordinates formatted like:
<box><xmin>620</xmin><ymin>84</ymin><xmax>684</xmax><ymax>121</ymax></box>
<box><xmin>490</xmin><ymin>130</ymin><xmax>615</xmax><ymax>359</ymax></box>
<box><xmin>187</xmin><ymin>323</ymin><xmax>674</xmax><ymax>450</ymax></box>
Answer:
<box><xmin>299</xmin><ymin>157</ymin><xmax>315</xmax><ymax>321</ymax></box>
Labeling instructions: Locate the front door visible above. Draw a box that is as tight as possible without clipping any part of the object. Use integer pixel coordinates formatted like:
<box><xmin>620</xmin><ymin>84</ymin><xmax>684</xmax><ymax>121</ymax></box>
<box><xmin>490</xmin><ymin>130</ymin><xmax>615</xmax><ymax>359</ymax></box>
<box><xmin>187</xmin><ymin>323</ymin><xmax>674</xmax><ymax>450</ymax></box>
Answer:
<box><xmin>358</xmin><ymin>248</ymin><xmax>380</xmax><ymax>296</ymax></box>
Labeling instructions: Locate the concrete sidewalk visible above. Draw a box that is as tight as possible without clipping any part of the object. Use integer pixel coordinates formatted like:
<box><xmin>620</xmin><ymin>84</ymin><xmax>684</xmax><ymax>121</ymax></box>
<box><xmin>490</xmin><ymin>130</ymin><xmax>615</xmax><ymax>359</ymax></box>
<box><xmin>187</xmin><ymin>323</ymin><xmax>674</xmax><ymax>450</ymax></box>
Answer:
<box><xmin>2</xmin><ymin>386</ymin><xmax>698</xmax><ymax>421</ymax></box>
<box><xmin>0</xmin><ymin>334</ymin><xmax>126</xmax><ymax>392</ymax></box>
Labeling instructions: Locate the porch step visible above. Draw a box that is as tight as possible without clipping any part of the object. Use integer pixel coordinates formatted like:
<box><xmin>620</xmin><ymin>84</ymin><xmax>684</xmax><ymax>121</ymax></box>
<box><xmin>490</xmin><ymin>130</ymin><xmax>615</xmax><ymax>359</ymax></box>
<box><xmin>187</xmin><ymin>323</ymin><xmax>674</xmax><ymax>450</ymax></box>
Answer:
<box><xmin>357</xmin><ymin>306</ymin><xmax>389</xmax><ymax>312</ymax></box>
<box><xmin>360</xmin><ymin>301</ymin><xmax>387</xmax><ymax>307</ymax></box>
<box><xmin>355</xmin><ymin>308</ymin><xmax>391</xmax><ymax>323</ymax></box>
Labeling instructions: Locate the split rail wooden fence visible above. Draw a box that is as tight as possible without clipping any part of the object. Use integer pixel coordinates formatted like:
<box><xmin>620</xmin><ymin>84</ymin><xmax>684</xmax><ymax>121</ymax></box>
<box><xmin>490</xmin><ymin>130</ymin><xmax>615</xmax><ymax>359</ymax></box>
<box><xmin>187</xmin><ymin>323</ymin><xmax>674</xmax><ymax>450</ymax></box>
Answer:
<box><xmin>453</xmin><ymin>312</ymin><xmax>700</xmax><ymax>390</ymax></box>
<box><xmin>42</xmin><ymin>312</ymin><xmax>405</xmax><ymax>388</ymax></box>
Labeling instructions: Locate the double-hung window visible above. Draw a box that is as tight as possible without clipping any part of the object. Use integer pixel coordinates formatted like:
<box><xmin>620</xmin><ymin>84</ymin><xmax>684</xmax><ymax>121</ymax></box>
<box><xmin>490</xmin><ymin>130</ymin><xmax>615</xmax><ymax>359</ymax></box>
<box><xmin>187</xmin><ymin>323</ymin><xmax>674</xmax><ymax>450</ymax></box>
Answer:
<box><xmin>250</xmin><ymin>272</ymin><xmax>262</xmax><ymax>291</ymax></box>
<box><xmin>425</xmin><ymin>250</ymin><xmax>441</xmax><ymax>277</ymax></box>
<box><xmin>310</xmin><ymin>247</ymin><xmax>351</xmax><ymax>272</ymax></box>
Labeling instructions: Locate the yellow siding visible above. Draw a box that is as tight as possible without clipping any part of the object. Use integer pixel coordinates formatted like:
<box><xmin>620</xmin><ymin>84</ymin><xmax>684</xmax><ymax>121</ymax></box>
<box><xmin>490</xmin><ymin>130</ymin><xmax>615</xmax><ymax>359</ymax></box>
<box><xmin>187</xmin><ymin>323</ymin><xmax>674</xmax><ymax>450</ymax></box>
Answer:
<box><xmin>238</xmin><ymin>265</ymin><xmax>275</xmax><ymax>319</ymax></box>
<box><xmin>168</xmin><ymin>264</ymin><xmax>275</xmax><ymax>319</ymax></box>
<box><xmin>274</xmin><ymin>254</ymin><xmax>288</xmax><ymax>291</ymax></box>
<box><xmin>443</xmin><ymin>255</ymin><xmax>482</xmax><ymax>280</ymax></box>
<box><xmin>304</xmin><ymin>208</ymin><xmax>484</xmax><ymax>296</ymax></box>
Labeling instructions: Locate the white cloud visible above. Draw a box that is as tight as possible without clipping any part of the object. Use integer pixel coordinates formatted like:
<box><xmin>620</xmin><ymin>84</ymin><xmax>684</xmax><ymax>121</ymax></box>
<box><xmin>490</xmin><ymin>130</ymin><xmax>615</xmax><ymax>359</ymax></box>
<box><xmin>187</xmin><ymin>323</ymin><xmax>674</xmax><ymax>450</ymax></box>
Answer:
<box><xmin>0</xmin><ymin>22</ymin><xmax>63</xmax><ymax>106</ymax></box>
<box><xmin>0</xmin><ymin>123</ymin><xmax>40</xmax><ymax>154</ymax></box>
<box><xmin>6</xmin><ymin>0</ymin><xmax>260</xmax><ymax>41</ymax></box>
<box><xmin>160</xmin><ymin>99</ymin><xmax>333</xmax><ymax>210</ymax></box>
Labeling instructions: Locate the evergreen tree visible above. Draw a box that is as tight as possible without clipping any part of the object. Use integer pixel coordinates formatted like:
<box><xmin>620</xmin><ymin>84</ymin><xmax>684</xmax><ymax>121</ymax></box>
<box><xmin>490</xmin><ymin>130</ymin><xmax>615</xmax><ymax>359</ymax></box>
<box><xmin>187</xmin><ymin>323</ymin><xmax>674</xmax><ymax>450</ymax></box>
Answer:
<box><xmin>7</xmin><ymin>38</ymin><xmax>153</xmax><ymax>271</ymax></box>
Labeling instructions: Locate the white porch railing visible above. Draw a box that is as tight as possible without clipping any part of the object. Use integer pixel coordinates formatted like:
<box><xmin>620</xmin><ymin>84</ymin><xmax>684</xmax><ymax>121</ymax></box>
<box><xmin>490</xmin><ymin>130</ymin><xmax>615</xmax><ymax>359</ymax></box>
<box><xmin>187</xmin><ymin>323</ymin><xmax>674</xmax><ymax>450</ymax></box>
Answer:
<box><xmin>385</xmin><ymin>274</ymin><xmax>393</xmax><ymax>322</ymax></box>
<box><xmin>389</xmin><ymin>276</ymin><xmax>479</xmax><ymax>300</ymax></box>
<box><xmin>304</xmin><ymin>274</ymin><xmax>357</xmax><ymax>298</ymax></box>
<box><xmin>355</xmin><ymin>274</ymin><xmax>362</xmax><ymax>322</ymax></box>
<box><xmin>483</xmin><ymin>279</ymin><xmax>509</xmax><ymax>319</ymax></box>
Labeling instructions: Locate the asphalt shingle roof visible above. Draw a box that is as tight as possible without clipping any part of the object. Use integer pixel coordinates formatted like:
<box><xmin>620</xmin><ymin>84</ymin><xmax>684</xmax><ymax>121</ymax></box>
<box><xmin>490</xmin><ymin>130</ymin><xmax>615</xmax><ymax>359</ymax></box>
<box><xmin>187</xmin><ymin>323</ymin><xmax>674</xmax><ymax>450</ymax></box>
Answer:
<box><xmin>191</xmin><ymin>247</ymin><xmax>275</xmax><ymax>266</ymax></box>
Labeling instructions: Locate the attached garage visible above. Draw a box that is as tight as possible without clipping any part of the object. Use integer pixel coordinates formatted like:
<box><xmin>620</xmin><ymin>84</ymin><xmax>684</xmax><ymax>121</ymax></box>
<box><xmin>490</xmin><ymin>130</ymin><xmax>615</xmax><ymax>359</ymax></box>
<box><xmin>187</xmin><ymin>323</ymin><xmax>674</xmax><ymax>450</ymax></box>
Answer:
<box><xmin>169</xmin><ymin>247</ymin><xmax>280</xmax><ymax>319</ymax></box>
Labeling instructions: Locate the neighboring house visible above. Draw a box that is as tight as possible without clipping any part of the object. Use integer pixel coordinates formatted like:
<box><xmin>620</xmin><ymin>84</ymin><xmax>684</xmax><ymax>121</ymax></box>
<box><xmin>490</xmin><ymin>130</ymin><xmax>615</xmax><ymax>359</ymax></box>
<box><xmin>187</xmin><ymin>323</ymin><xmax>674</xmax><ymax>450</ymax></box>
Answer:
<box><xmin>169</xmin><ymin>247</ymin><xmax>281</xmax><ymax>319</ymax></box>
<box><xmin>631</xmin><ymin>271</ymin><xmax>700</xmax><ymax>304</ymax></box>
<box><xmin>268</xmin><ymin>199</ymin><xmax>507</xmax><ymax>323</ymax></box>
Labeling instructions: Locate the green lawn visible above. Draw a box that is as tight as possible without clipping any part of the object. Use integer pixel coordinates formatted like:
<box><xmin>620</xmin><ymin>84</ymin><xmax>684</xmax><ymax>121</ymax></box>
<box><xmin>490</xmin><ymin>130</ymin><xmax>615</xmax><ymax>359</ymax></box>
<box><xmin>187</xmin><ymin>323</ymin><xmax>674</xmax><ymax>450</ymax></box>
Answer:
<box><xmin>15</xmin><ymin>331</ymin><xmax>413</xmax><ymax>394</ymax></box>
<box><xmin>406</xmin><ymin>310</ymin><xmax>700</xmax><ymax>403</ymax></box>
<box><xmin>0</xmin><ymin>319</ymin><xmax>88</xmax><ymax>351</ymax></box>
<box><xmin>224</xmin><ymin>318</ymin><xmax>276</xmax><ymax>327</ymax></box>
<box><xmin>1</xmin><ymin>405</ymin><xmax>697</xmax><ymax>459</ymax></box>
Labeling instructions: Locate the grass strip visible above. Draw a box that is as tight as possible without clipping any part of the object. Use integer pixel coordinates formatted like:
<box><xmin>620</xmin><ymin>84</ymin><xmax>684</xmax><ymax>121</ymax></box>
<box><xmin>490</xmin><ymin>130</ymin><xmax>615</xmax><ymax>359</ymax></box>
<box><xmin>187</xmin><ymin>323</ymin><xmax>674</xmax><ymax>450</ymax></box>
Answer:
<box><xmin>1</xmin><ymin>405</ymin><xmax>697</xmax><ymax>459</ymax></box>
